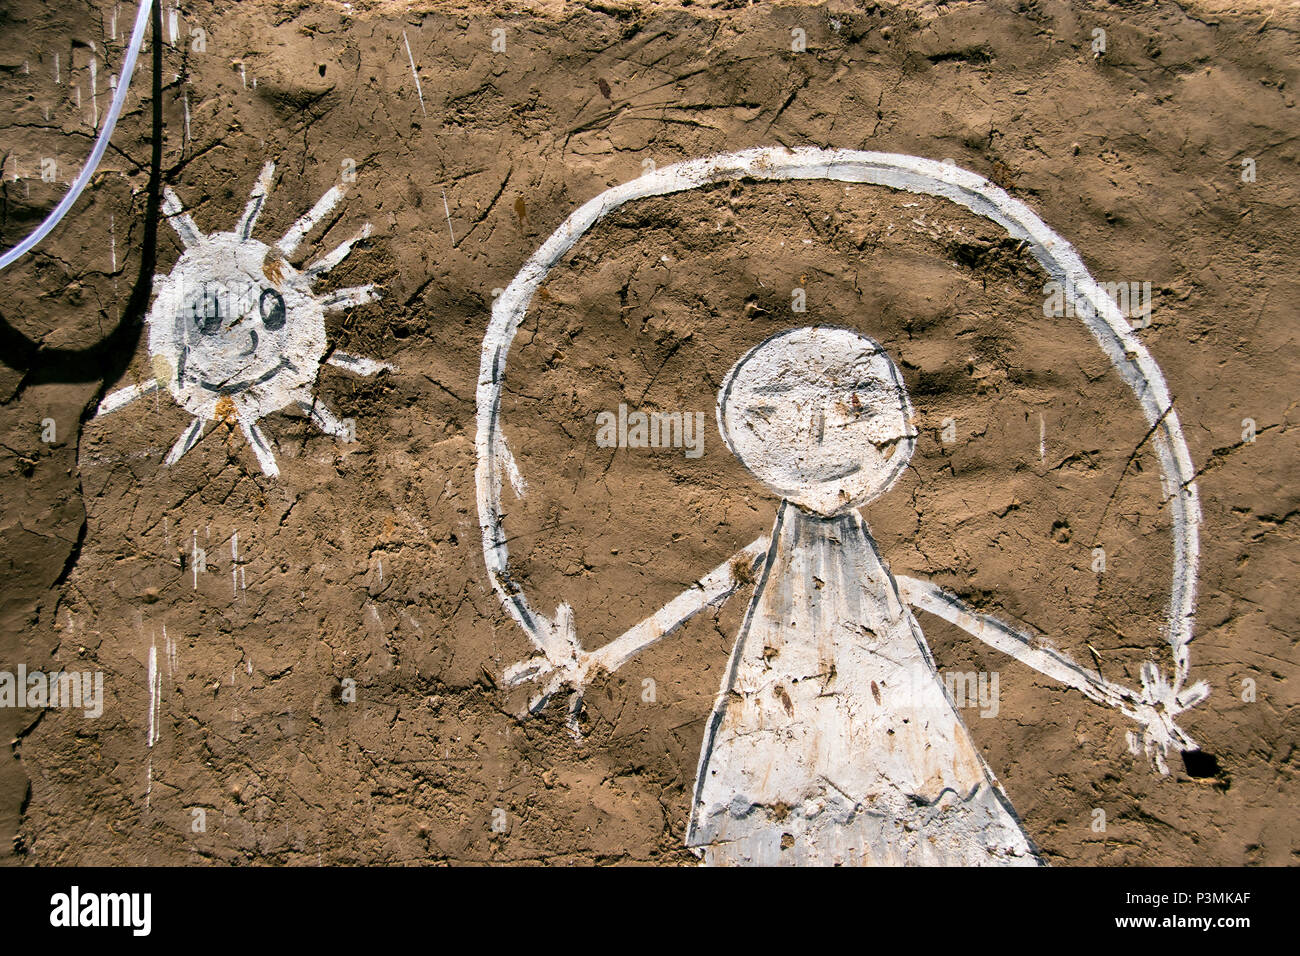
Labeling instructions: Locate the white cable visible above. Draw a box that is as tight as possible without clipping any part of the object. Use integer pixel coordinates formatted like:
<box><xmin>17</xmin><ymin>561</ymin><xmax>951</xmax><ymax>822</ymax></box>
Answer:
<box><xmin>0</xmin><ymin>0</ymin><xmax>154</xmax><ymax>272</ymax></box>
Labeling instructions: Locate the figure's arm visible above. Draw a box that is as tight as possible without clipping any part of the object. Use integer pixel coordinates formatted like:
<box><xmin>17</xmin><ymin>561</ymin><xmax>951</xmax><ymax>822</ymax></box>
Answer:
<box><xmin>503</xmin><ymin>537</ymin><xmax>770</xmax><ymax>731</ymax></box>
<box><xmin>593</xmin><ymin>536</ymin><xmax>770</xmax><ymax>674</ymax></box>
<box><xmin>895</xmin><ymin>575</ymin><xmax>1209</xmax><ymax>775</ymax></box>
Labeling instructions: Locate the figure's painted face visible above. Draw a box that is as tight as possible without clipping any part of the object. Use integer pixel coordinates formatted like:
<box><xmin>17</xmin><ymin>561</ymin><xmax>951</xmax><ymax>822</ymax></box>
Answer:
<box><xmin>95</xmin><ymin>162</ymin><xmax>390</xmax><ymax>478</ymax></box>
<box><xmin>718</xmin><ymin>326</ymin><xmax>916</xmax><ymax>516</ymax></box>
<box><xmin>151</xmin><ymin>234</ymin><xmax>327</xmax><ymax>423</ymax></box>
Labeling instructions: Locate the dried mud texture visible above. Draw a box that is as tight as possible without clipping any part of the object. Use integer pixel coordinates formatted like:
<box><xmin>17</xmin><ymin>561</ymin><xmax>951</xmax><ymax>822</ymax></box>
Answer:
<box><xmin>0</xmin><ymin>0</ymin><xmax>1297</xmax><ymax>865</ymax></box>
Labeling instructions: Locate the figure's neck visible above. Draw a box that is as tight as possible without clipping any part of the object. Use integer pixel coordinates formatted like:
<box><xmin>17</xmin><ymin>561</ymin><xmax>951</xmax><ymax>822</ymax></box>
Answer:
<box><xmin>755</xmin><ymin>498</ymin><xmax>899</xmax><ymax>611</ymax></box>
<box><xmin>775</xmin><ymin>498</ymin><xmax>880</xmax><ymax>551</ymax></box>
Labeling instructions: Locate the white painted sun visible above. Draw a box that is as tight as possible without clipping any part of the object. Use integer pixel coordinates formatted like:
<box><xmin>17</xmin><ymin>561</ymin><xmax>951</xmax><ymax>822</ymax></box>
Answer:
<box><xmin>95</xmin><ymin>163</ymin><xmax>391</xmax><ymax>477</ymax></box>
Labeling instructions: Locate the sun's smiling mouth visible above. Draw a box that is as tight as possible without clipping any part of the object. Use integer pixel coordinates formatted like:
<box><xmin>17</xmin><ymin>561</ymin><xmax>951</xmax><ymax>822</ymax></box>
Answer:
<box><xmin>200</xmin><ymin>356</ymin><xmax>297</xmax><ymax>395</ymax></box>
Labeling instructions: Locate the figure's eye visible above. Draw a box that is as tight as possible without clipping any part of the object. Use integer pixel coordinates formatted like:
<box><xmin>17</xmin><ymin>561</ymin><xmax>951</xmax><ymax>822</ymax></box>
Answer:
<box><xmin>191</xmin><ymin>285</ymin><xmax>224</xmax><ymax>335</ymax></box>
<box><xmin>259</xmin><ymin>288</ymin><xmax>286</xmax><ymax>330</ymax></box>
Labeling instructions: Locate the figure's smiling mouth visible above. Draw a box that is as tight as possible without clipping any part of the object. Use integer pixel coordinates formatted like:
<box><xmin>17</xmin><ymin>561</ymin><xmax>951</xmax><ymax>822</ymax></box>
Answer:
<box><xmin>200</xmin><ymin>356</ymin><xmax>297</xmax><ymax>395</ymax></box>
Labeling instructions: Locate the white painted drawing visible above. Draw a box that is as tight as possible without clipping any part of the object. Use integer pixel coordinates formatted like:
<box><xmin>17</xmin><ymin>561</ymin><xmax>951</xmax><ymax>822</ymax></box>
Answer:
<box><xmin>478</xmin><ymin>148</ymin><xmax>1208</xmax><ymax>865</ymax></box>
<box><xmin>96</xmin><ymin>162</ymin><xmax>390</xmax><ymax>477</ymax></box>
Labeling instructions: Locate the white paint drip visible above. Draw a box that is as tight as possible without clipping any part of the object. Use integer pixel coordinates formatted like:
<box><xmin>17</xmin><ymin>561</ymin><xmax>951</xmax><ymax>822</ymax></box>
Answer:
<box><xmin>402</xmin><ymin>30</ymin><xmax>427</xmax><ymax>117</ymax></box>
<box><xmin>146</xmin><ymin>641</ymin><xmax>160</xmax><ymax>747</ymax></box>
<box><xmin>442</xmin><ymin>188</ymin><xmax>455</xmax><ymax>244</ymax></box>
<box><xmin>164</xmin><ymin>623</ymin><xmax>177</xmax><ymax>678</ymax></box>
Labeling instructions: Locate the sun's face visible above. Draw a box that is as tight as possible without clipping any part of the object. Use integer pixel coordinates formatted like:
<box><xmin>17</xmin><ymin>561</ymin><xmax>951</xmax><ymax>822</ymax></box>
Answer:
<box><xmin>151</xmin><ymin>235</ymin><xmax>327</xmax><ymax>422</ymax></box>
<box><xmin>97</xmin><ymin>162</ymin><xmax>390</xmax><ymax>477</ymax></box>
<box><xmin>718</xmin><ymin>327</ymin><xmax>916</xmax><ymax>516</ymax></box>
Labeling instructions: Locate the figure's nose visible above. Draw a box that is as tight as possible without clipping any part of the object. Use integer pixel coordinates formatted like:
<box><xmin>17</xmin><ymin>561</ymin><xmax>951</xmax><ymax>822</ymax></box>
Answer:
<box><xmin>816</xmin><ymin>398</ymin><xmax>867</xmax><ymax>435</ymax></box>
<box><xmin>240</xmin><ymin>328</ymin><xmax>259</xmax><ymax>356</ymax></box>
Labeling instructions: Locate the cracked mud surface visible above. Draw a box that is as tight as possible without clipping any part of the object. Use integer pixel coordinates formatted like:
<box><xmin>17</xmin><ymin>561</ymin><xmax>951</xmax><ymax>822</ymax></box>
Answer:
<box><xmin>0</xmin><ymin>0</ymin><xmax>1296</xmax><ymax>864</ymax></box>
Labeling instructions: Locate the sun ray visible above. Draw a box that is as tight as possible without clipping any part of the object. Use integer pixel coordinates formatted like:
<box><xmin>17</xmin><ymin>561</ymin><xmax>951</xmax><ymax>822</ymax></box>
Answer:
<box><xmin>164</xmin><ymin>417</ymin><xmax>205</xmax><ymax>466</ymax></box>
<box><xmin>298</xmin><ymin>398</ymin><xmax>353</xmax><ymax>440</ymax></box>
<box><xmin>326</xmin><ymin>352</ymin><xmax>393</xmax><ymax>376</ymax></box>
<box><xmin>305</xmin><ymin>222</ymin><xmax>372</xmax><ymax>279</ymax></box>
<box><xmin>162</xmin><ymin>187</ymin><xmax>204</xmax><ymax>249</ymax></box>
<box><xmin>239</xmin><ymin>414</ymin><xmax>280</xmax><ymax>477</ymax></box>
<box><xmin>319</xmin><ymin>285</ymin><xmax>379</xmax><ymax>312</ymax></box>
<box><xmin>96</xmin><ymin>380</ymin><xmax>159</xmax><ymax>417</ymax></box>
<box><xmin>276</xmin><ymin>183</ymin><xmax>346</xmax><ymax>258</ymax></box>
<box><xmin>237</xmin><ymin>162</ymin><xmax>276</xmax><ymax>239</ymax></box>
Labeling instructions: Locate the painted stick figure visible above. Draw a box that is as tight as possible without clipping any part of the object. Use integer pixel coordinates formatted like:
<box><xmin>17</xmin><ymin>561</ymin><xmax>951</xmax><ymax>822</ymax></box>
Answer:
<box><xmin>95</xmin><ymin>162</ymin><xmax>391</xmax><ymax>477</ymax></box>
<box><xmin>681</xmin><ymin>325</ymin><xmax>1044</xmax><ymax>864</ymax></box>
<box><xmin>480</xmin><ymin>148</ymin><xmax>1210</xmax><ymax>865</ymax></box>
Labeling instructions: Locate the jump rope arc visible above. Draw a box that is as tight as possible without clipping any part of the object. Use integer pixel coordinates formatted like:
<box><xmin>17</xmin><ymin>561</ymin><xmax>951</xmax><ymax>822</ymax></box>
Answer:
<box><xmin>474</xmin><ymin>146</ymin><xmax>1202</xmax><ymax>708</ymax></box>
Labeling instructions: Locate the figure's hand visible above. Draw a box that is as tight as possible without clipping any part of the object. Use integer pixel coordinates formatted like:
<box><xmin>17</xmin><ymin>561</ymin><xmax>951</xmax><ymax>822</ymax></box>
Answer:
<box><xmin>1128</xmin><ymin>662</ymin><xmax>1210</xmax><ymax>776</ymax></box>
<box><xmin>502</xmin><ymin>603</ymin><xmax>595</xmax><ymax>736</ymax></box>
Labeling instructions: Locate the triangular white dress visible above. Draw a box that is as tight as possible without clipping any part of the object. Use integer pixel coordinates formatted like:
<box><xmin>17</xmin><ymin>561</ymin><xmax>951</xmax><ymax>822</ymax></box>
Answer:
<box><xmin>687</xmin><ymin>502</ymin><xmax>1042</xmax><ymax>866</ymax></box>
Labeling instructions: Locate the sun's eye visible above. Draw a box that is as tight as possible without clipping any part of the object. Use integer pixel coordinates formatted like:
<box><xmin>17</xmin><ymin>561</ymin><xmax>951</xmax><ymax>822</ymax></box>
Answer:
<box><xmin>259</xmin><ymin>288</ymin><xmax>286</xmax><ymax>330</ymax></box>
<box><xmin>191</xmin><ymin>285</ymin><xmax>224</xmax><ymax>335</ymax></box>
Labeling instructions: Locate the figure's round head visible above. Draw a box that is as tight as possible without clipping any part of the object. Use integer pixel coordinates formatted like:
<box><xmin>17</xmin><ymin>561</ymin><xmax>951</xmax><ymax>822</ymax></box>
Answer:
<box><xmin>146</xmin><ymin>232</ymin><xmax>327</xmax><ymax>421</ymax></box>
<box><xmin>718</xmin><ymin>326</ymin><xmax>916</xmax><ymax>516</ymax></box>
